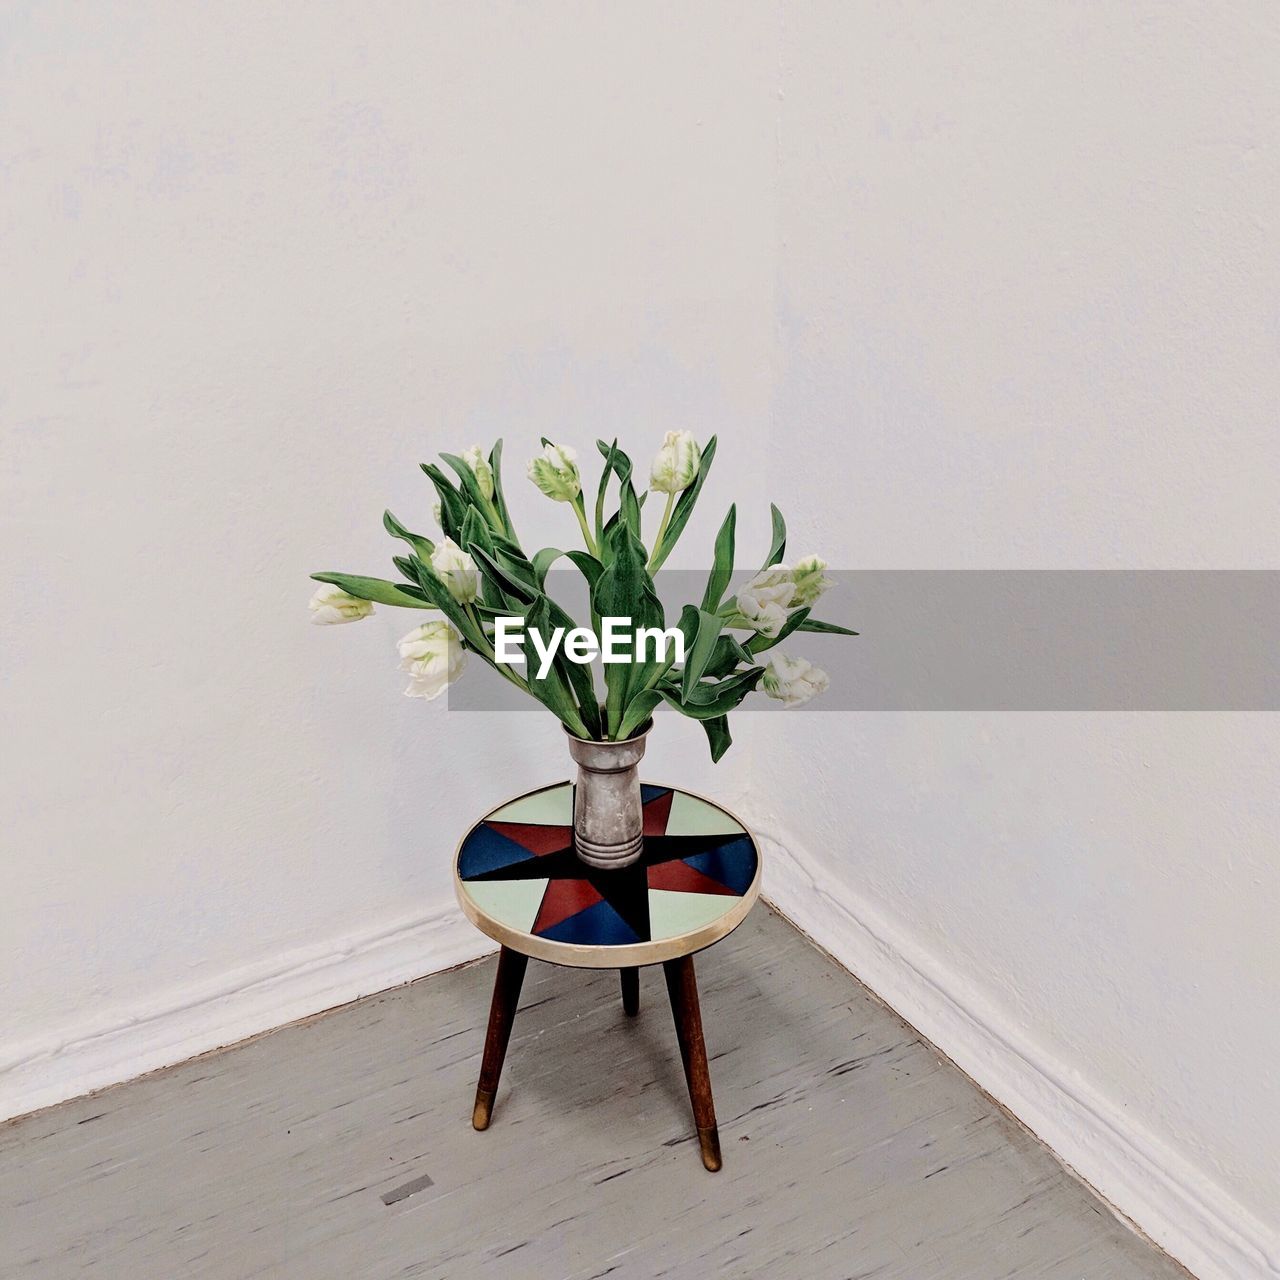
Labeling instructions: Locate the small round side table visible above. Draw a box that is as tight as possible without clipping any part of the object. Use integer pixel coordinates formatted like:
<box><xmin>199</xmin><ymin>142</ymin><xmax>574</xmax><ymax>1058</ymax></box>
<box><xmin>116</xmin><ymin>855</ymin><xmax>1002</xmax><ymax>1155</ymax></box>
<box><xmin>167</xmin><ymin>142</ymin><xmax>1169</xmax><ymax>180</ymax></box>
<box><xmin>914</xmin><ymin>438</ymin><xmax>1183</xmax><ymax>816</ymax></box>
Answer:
<box><xmin>454</xmin><ymin>780</ymin><xmax>761</xmax><ymax>1172</ymax></box>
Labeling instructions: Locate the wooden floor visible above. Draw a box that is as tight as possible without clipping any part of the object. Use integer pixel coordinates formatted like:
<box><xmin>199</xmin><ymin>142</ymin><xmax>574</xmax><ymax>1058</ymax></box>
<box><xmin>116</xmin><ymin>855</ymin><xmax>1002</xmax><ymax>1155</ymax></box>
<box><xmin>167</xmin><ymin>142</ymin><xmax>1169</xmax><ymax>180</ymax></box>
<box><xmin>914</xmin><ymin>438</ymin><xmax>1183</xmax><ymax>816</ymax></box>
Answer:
<box><xmin>1</xmin><ymin>907</ymin><xmax>1186</xmax><ymax>1279</ymax></box>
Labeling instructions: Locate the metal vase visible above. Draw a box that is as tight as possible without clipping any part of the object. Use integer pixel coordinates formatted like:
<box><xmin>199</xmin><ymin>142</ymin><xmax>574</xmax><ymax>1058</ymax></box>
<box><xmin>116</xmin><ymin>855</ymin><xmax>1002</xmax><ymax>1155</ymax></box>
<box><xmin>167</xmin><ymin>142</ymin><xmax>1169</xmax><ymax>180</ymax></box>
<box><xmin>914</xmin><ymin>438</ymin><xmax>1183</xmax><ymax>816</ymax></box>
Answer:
<box><xmin>565</xmin><ymin>723</ymin><xmax>651</xmax><ymax>870</ymax></box>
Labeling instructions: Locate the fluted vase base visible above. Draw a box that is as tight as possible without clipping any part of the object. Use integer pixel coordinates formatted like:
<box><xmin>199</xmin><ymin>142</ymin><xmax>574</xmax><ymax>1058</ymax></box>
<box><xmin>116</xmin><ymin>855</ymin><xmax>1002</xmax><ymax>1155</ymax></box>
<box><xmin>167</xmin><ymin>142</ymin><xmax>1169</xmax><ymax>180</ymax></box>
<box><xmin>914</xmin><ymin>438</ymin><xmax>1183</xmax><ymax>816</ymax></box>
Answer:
<box><xmin>564</xmin><ymin>723</ymin><xmax>652</xmax><ymax>871</ymax></box>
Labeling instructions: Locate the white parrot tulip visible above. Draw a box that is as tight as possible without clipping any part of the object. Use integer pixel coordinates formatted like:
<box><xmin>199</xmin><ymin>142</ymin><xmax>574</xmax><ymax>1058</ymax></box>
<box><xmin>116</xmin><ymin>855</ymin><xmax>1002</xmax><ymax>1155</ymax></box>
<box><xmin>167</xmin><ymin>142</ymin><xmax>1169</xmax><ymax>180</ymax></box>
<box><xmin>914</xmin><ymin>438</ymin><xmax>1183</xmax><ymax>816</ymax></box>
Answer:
<box><xmin>788</xmin><ymin>555</ymin><xmax>833</xmax><ymax>607</ymax></box>
<box><xmin>649</xmin><ymin>430</ymin><xmax>702</xmax><ymax>494</ymax></box>
<box><xmin>429</xmin><ymin>537</ymin><xmax>480</xmax><ymax>604</ymax></box>
<box><xmin>462</xmin><ymin>444</ymin><xmax>495</xmax><ymax>501</ymax></box>
<box><xmin>734</xmin><ymin>569</ymin><xmax>797</xmax><ymax>639</ymax></box>
<box><xmin>309</xmin><ymin>583</ymin><xmax>375</xmax><ymax>625</ymax></box>
<box><xmin>761</xmin><ymin>652</ymin><xmax>830</xmax><ymax>707</ymax></box>
<box><xmin>398</xmin><ymin>621</ymin><xmax>466</xmax><ymax>700</ymax></box>
<box><xmin>526</xmin><ymin>442</ymin><xmax>581</xmax><ymax>502</ymax></box>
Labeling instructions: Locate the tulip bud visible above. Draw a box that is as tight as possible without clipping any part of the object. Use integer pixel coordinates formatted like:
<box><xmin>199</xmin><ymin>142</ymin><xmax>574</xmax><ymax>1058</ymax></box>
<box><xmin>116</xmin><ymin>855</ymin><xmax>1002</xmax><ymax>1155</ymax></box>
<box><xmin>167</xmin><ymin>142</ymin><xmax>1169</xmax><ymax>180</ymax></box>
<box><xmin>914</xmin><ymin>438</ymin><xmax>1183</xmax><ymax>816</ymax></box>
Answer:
<box><xmin>309</xmin><ymin>583</ymin><xmax>375</xmax><ymax>625</ymax></box>
<box><xmin>789</xmin><ymin>555</ymin><xmax>832</xmax><ymax>607</ymax></box>
<box><xmin>649</xmin><ymin>430</ymin><xmax>702</xmax><ymax>494</ymax></box>
<box><xmin>526</xmin><ymin>442</ymin><xmax>581</xmax><ymax>502</ymax></box>
<box><xmin>429</xmin><ymin>537</ymin><xmax>480</xmax><ymax>604</ymax></box>
<box><xmin>761</xmin><ymin>652</ymin><xmax>830</xmax><ymax>707</ymax></box>
<box><xmin>432</xmin><ymin>501</ymin><xmax>443</xmax><ymax>529</ymax></box>
<box><xmin>398</xmin><ymin>621</ymin><xmax>466</xmax><ymax>700</ymax></box>
<box><xmin>462</xmin><ymin>444</ymin><xmax>495</xmax><ymax>501</ymax></box>
<box><xmin>734</xmin><ymin>569</ymin><xmax>797</xmax><ymax>639</ymax></box>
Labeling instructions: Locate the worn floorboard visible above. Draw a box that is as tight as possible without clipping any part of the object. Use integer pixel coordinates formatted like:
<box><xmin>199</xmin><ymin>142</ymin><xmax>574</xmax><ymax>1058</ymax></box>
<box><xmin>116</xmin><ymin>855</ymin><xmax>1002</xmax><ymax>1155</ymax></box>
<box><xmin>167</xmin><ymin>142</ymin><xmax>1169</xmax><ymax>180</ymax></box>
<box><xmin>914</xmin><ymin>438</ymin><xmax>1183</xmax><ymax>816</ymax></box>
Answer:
<box><xmin>1</xmin><ymin>907</ymin><xmax>1186</xmax><ymax>1279</ymax></box>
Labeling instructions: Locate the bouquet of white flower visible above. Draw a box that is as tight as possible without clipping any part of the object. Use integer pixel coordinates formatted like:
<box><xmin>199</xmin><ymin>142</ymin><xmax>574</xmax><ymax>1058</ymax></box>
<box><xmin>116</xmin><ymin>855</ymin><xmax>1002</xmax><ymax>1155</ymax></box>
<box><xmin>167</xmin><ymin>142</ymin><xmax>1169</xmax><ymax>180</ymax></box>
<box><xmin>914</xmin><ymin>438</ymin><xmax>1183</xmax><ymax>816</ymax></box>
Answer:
<box><xmin>310</xmin><ymin>433</ymin><xmax>855</xmax><ymax>763</ymax></box>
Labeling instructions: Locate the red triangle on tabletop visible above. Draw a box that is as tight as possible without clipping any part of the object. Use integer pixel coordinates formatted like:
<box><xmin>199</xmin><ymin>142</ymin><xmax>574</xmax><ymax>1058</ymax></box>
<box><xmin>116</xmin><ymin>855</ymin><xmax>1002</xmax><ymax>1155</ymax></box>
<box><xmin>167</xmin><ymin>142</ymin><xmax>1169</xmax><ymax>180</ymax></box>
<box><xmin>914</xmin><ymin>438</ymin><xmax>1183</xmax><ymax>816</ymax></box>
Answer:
<box><xmin>487</xmin><ymin>822</ymin><xmax>574</xmax><ymax>856</ymax></box>
<box><xmin>646</xmin><ymin>860</ymin><xmax>737</xmax><ymax>897</ymax></box>
<box><xmin>533</xmin><ymin>879</ymin><xmax>604</xmax><ymax>933</ymax></box>
<box><xmin>642</xmin><ymin>790</ymin><xmax>674</xmax><ymax>836</ymax></box>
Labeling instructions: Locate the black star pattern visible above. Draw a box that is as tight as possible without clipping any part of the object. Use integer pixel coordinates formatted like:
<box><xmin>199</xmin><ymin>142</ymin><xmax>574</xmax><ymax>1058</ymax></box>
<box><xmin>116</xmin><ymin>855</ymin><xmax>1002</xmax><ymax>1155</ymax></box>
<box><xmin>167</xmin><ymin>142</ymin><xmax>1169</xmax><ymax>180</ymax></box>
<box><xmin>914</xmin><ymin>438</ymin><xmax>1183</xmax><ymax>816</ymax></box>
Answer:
<box><xmin>465</xmin><ymin>830</ymin><xmax>742</xmax><ymax>943</ymax></box>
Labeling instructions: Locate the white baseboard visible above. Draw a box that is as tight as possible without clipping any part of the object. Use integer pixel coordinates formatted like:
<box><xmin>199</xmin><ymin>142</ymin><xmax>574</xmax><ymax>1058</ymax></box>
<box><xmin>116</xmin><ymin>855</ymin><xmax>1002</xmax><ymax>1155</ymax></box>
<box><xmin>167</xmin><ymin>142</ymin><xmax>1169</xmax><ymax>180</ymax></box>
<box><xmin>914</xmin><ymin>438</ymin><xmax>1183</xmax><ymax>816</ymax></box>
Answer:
<box><xmin>0</xmin><ymin>904</ymin><xmax>494</xmax><ymax>1124</ymax></box>
<box><xmin>760</xmin><ymin>831</ymin><xmax>1280</xmax><ymax>1280</ymax></box>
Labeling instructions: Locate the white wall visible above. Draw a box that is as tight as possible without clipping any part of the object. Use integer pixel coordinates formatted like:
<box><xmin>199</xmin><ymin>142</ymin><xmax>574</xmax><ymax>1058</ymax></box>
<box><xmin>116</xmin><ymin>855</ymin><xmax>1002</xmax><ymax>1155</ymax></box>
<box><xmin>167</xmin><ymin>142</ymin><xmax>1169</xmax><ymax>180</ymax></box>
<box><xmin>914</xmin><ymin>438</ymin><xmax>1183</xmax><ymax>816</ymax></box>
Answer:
<box><xmin>3</xmin><ymin>5</ymin><xmax>1277</xmax><ymax>1279</ymax></box>
<box><xmin>0</xmin><ymin>1</ymin><xmax>774</xmax><ymax>1116</ymax></box>
<box><xmin>761</xmin><ymin>5</ymin><xmax>1279</xmax><ymax>1279</ymax></box>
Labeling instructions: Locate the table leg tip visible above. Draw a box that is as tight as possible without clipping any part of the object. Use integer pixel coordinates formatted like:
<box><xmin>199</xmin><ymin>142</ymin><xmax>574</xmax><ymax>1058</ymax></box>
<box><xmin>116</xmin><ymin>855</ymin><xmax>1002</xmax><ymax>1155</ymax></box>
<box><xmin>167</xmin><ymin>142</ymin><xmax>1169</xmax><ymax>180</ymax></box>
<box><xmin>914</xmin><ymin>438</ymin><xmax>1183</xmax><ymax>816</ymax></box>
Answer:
<box><xmin>698</xmin><ymin>1128</ymin><xmax>722</xmax><ymax>1172</ymax></box>
<box><xmin>472</xmin><ymin>1090</ymin><xmax>495</xmax><ymax>1130</ymax></box>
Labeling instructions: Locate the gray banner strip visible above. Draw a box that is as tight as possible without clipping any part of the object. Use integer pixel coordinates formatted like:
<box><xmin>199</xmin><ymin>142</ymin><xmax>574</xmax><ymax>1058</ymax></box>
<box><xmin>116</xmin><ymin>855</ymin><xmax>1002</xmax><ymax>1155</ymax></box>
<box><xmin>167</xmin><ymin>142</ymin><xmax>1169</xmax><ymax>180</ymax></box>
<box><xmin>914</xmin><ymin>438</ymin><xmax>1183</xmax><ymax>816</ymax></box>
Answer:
<box><xmin>445</xmin><ymin>571</ymin><xmax>1278</xmax><ymax>711</ymax></box>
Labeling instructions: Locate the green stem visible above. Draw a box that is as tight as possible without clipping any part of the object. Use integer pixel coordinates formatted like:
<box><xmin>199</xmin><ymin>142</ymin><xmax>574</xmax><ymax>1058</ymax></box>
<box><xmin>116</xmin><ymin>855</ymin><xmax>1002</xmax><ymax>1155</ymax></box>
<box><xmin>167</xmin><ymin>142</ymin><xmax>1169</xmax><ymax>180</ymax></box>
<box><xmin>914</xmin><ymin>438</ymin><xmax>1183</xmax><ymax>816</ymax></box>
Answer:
<box><xmin>480</xmin><ymin>494</ymin><xmax>506</xmax><ymax>536</ymax></box>
<box><xmin>646</xmin><ymin>491</ymin><xmax>676</xmax><ymax>572</ymax></box>
<box><xmin>571</xmin><ymin>496</ymin><xmax>599</xmax><ymax>557</ymax></box>
<box><xmin>466</xmin><ymin>602</ymin><xmax>528</xmax><ymax>691</ymax></box>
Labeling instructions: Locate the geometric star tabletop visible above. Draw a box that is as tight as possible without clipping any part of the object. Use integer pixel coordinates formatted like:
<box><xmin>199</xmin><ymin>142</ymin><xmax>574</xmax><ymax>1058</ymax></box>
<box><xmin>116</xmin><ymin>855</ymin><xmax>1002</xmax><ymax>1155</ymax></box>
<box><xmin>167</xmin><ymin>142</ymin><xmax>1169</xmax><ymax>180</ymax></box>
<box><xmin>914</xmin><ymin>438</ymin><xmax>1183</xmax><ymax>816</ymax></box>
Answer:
<box><xmin>454</xmin><ymin>782</ymin><xmax>761</xmax><ymax>969</ymax></box>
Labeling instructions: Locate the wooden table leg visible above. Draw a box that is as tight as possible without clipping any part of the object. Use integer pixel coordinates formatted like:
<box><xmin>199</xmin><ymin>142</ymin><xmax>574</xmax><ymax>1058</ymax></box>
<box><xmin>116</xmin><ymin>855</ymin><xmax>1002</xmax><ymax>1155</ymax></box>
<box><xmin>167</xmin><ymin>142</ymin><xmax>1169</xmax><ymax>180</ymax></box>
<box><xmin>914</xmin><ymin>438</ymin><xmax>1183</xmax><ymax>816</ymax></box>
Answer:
<box><xmin>662</xmin><ymin>955</ymin><xmax>722</xmax><ymax>1172</ymax></box>
<box><xmin>620</xmin><ymin>966</ymin><xmax>640</xmax><ymax>1017</ymax></box>
<box><xmin>472</xmin><ymin>946</ymin><xmax>528</xmax><ymax>1131</ymax></box>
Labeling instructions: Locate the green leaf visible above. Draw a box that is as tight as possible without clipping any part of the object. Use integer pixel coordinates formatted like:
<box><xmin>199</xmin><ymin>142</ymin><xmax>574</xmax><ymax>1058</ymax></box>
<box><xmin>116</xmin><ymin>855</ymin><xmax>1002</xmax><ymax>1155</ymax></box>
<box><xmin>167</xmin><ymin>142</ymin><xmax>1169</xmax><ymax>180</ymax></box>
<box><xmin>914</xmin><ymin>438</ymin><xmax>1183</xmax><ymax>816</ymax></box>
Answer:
<box><xmin>565</xmin><ymin>550</ymin><xmax>605</xmax><ymax>592</ymax></box>
<box><xmin>660</xmin><ymin>604</ymin><xmax>701</xmax><ymax>693</ymax></box>
<box><xmin>594</xmin><ymin>438</ymin><xmax>617</xmax><ymax>543</ymax></box>
<box><xmin>460</xmin><ymin>507</ymin><xmax>508</xmax><ymax>610</ymax></box>
<box><xmin>794</xmin><ymin>617</ymin><xmax>859</xmax><ymax>636</ymax></box>
<box><xmin>441</xmin><ymin>451</ymin><xmax>494</xmax><ymax>522</ymax></box>
<box><xmin>490</xmin><ymin>530</ymin><xmax>532</xmax><ymax>559</ymax></box>
<box><xmin>683</xmin><ymin>664</ymin><xmax>763</xmax><ymax>706</ymax></box>
<box><xmin>762</xmin><ymin>502</ymin><xmax>786</xmax><ymax>570</ymax></box>
<box><xmin>745</xmin><ymin>606</ymin><xmax>811</xmax><ymax>655</ymax></box>
<box><xmin>703</xmin><ymin>632</ymin><xmax>756</xmax><ymax>679</ymax></box>
<box><xmin>489</xmin><ymin>439</ymin><xmax>518</xmax><ymax>542</ymax></box>
<box><xmin>470</xmin><ymin>545</ymin><xmax>539</xmax><ymax>606</ymax></box>
<box><xmin>649</xmin><ymin>434</ymin><xmax>716</xmax><ymax>572</ymax></box>
<box><xmin>616</xmin><ymin>687</ymin><xmax>662</xmax><ymax>740</ymax></box>
<box><xmin>596</xmin><ymin>438</ymin><xmax>635</xmax><ymax>488</ymax></box>
<box><xmin>531</xmin><ymin>546</ymin><xmax>564</xmax><ymax>589</ymax></box>
<box><xmin>465</xmin><ymin>533</ymin><xmax>540</xmax><ymax>600</ymax></box>
<box><xmin>533</xmin><ymin>546</ymin><xmax>606</xmax><ymax>596</ymax></box>
<box><xmin>592</xmin><ymin>520</ymin><xmax>664</xmax><ymax>736</ymax></box>
<box><xmin>459</xmin><ymin>504</ymin><xmax>491</xmax><ymax>554</ymax></box>
<box><xmin>593</xmin><ymin>521</ymin><xmax>658</xmax><ymax>621</ymax></box>
<box><xmin>420</xmin><ymin>464</ymin><xmax>467</xmax><ymax>541</ymax></box>
<box><xmin>537</xmin><ymin>595</ymin><xmax>603</xmax><ymax>739</ymax></box>
<box><xmin>660</xmin><ymin>665</ymin><xmax>763</xmax><ymax>720</ymax></box>
<box><xmin>680</xmin><ymin>607</ymin><xmax>725</xmax><ymax>701</ymax></box>
<box><xmin>595</xmin><ymin>439</ymin><xmax>642</xmax><ymax>544</ymax></box>
<box><xmin>493</xmin><ymin>543</ymin><xmax>543</xmax><ymax>596</ymax></box>
<box><xmin>392</xmin><ymin>554</ymin><xmax>420</xmax><ymax>584</ymax></box>
<box><xmin>597</xmin><ymin>509</ymin><xmax>619</xmax><ymax>564</ymax></box>
<box><xmin>520</xmin><ymin>595</ymin><xmax>591</xmax><ymax>738</ymax></box>
<box><xmin>465</xmin><ymin>549</ymin><xmax>601</xmax><ymax>738</ymax></box>
<box><xmin>383</xmin><ymin>509</ymin><xmax>435</xmax><ymax>561</ymax></box>
<box><xmin>311</xmin><ymin>572</ymin><xmax>434</xmax><ymax>609</ymax></box>
<box><xmin>620</xmin><ymin>482</ymin><xmax>642</xmax><ymax>540</ymax></box>
<box><xmin>407</xmin><ymin>562</ymin><xmax>490</xmax><ymax>652</ymax></box>
<box><xmin>700</xmin><ymin>715</ymin><xmax>732</xmax><ymax>763</ymax></box>
<box><xmin>701</xmin><ymin>504</ymin><xmax>736</xmax><ymax>612</ymax></box>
